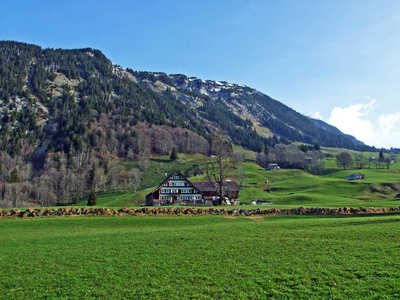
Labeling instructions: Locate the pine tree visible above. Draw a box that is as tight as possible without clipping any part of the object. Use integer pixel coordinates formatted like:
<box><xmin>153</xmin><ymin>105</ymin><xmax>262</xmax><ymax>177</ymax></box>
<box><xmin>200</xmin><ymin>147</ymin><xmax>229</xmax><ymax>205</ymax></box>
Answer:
<box><xmin>87</xmin><ymin>188</ymin><xmax>97</xmax><ymax>206</ymax></box>
<box><xmin>170</xmin><ymin>147</ymin><xmax>178</xmax><ymax>160</ymax></box>
<box><xmin>87</xmin><ymin>164</ymin><xmax>96</xmax><ymax>189</ymax></box>
<box><xmin>379</xmin><ymin>149</ymin><xmax>384</xmax><ymax>161</ymax></box>
<box><xmin>7</xmin><ymin>167</ymin><xmax>20</xmax><ymax>183</ymax></box>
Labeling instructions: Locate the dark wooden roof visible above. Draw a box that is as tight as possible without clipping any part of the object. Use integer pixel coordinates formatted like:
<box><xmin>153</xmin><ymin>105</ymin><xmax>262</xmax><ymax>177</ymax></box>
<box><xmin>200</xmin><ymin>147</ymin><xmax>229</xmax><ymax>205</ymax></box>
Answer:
<box><xmin>192</xmin><ymin>181</ymin><xmax>241</xmax><ymax>192</ymax></box>
<box><xmin>349</xmin><ymin>172</ymin><xmax>364</xmax><ymax>176</ymax></box>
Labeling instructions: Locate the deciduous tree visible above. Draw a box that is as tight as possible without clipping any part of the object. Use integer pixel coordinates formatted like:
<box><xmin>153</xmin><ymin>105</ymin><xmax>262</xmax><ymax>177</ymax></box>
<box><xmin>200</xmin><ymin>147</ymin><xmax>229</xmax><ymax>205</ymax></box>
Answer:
<box><xmin>205</xmin><ymin>131</ymin><xmax>235</xmax><ymax>205</ymax></box>
<box><xmin>128</xmin><ymin>168</ymin><xmax>141</xmax><ymax>192</ymax></box>
<box><xmin>335</xmin><ymin>152</ymin><xmax>353</xmax><ymax>170</ymax></box>
<box><xmin>384</xmin><ymin>157</ymin><xmax>392</xmax><ymax>169</ymax></box>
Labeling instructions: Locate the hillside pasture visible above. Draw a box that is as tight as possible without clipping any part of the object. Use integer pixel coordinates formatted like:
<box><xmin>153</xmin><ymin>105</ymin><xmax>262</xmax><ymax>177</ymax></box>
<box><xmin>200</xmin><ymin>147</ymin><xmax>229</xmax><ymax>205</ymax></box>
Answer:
<box><xmin>0</xmin><ymin>214</ymin><xmax>399</xmax><ymax>299</ymax></box>
<box><xmin>76</xmin><ymin>150</ymin><xmax>400</xmax><ymax>209</ymax></box>
<box><xmin>237</xmin><ymin>161</ymin><xmax>400</xmax><ymax>208</ymax></box>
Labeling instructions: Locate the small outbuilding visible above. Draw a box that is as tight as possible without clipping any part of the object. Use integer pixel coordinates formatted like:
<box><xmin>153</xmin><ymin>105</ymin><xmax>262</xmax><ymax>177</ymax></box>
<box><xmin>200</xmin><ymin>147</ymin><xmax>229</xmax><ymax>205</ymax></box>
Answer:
<box><xmin>267</xmin><ymin>163</ymin><xmax>280</xmax><ymax>170</ymax></box>
<box><xmin>194</xmin><ymin>168</ymin><xmax>203</xmax><ymax>176</ymax></box>
<box><xmin>347</xmin><ymin>173</ymin><xmax>365</xmax><ymax>180</ymax></box>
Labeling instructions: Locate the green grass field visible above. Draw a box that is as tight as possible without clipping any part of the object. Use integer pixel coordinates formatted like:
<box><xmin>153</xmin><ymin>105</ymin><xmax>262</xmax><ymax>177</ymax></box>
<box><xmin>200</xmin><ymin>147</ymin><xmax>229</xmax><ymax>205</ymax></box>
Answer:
<box><xmin>77</xmin><ymin>149</ymin><xmax>400</xmax><ymax>209</ymax></box>
<box><xmin>1</xmin><ymin>214</ymin><xmax>399</xmax><ymax>299</ymax></box>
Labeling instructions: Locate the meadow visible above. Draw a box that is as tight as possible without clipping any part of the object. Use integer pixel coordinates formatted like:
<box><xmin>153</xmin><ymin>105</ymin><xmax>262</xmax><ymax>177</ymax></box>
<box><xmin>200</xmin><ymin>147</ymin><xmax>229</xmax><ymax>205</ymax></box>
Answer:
<box><xmin>78</xmin><ymin>149</ymin><xmax>400</xmax><ymax>209</ymax></box>
<box><xmin>0</xmin><ymin>214</ymin><xmax>399</xmax><ymax>299</ymax></box>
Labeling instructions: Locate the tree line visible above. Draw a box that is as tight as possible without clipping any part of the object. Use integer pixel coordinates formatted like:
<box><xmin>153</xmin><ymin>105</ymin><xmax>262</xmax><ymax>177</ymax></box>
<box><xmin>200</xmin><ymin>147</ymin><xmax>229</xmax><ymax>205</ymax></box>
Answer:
<box><xmin>256</xmin><ymin>143</ymin><xmax>325</xmax><ymax>174</ymax></box>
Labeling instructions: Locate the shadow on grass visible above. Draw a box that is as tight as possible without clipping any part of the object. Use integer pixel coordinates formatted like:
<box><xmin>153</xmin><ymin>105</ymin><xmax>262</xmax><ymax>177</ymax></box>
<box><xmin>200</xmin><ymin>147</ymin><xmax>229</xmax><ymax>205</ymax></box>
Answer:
<box><xmin>151</xmin><ymin>158</ymin><xmax>173</xmax><ymax>164</ymax></box>
<box><xmin>319</xmin><ymin>212</ymin><xmax>400</xmax><ymax>219</ymax></box>
<box><xmin>265</xmin><ymin>212</ymin><xmax>400</xmax><ymax>222</ymax></box>
<box><xmin>263</xmin><ymin>212</ymin><xmax>400</xmax><ymax>228</ymax></box>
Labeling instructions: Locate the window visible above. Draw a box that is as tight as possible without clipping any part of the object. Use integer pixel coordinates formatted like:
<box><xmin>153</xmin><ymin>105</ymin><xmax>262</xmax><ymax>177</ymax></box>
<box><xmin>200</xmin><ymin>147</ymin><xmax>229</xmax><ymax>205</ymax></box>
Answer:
<box><xmin>169</xmin><ymin>181</ymin><xmax>185</xmax><ymax>187</ymax></box>
<box><xmin>161</xmin><ymin>189</ymin><xmax>170</xmax><ymax>194</ymax></box>
<box><xmin>160</xmin><ymin>195</ymin><xmax>170</xmax><ymax>200</ymax></box>
<box><xmin>180</xmin><ymin>195</ymin><xmax>202</xmax><ymax>201</ymax></box>
<box><xmin>171</xmin><ymin>189</ymin><xmax>178</xmax><ymax>193</ymax></box>
<box><xmin>181</xmin><ymin>189</ymin><xmax>191</xmax><ymax>193</ymax></box>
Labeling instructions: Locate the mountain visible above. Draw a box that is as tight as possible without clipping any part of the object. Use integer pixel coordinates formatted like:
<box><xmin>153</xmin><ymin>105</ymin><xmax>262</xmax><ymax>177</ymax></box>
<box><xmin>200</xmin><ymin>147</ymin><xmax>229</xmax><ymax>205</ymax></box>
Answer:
<box><xmin>132</xmin><ymin>72</ymin><xmax>368</xmax><ymax>150</ymax></box>
<box><xmin>0</xmin><ymin>40</ymin><xmax>369</xmax><ymax>161</ymax></box>
<box><xmin>0</xmin><ymin>40</ymin><xmax>375</xmax><ymax>208</ymax></box>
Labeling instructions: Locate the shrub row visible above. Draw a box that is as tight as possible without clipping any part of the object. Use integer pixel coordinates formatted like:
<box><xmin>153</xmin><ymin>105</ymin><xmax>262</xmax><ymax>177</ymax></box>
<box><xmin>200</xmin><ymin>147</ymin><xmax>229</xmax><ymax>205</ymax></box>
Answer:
<box><xmin>1</xmin><ymin>206</ymin><xmax>400</xmax><ymax>219</ymax></box>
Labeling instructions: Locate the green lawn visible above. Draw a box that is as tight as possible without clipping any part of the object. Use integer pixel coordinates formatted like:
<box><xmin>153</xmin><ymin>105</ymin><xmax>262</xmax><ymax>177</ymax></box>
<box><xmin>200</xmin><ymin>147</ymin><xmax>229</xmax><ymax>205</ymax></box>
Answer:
<box><xmin>120</xmin><ymin>153</ymin><xmax>208</xmax><ymax>191</ymax></box>
<box><xmin>237</xmin><ymin>161</ymin><xmax>400</xmax><ymax>208</ymax></box>
<box><xmin>1</xmin><ymin>214</ymin><xmax>399</xmax><ymax>299</ymax></box>
<box><xmin>76</xmin><ymin>150</ymin><xmax>400</xmax><ymax>209</ymax></box>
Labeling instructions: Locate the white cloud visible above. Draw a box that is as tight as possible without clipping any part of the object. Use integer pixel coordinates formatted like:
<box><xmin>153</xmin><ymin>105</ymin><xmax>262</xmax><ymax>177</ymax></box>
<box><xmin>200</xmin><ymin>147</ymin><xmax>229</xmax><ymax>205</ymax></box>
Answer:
<box><xmin>309</xmin><ymin>111</ymin><xmax>323</xmax><ymax>120</ymax></box>
<box><xmin>327</xmin><ymin>99</ymin><xmax>400</xmax><ymax>148</ymax></box>
<box><xmin>379</xmin><ymin>112</ymin><xmax>400</xmax><ymax>136</ymax></box>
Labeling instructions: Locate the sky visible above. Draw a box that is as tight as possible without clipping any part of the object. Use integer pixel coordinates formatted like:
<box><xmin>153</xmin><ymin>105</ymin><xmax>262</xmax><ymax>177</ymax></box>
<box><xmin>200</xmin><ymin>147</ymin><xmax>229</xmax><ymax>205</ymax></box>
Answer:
<box><xmin>1</xmin><ymin>0</ymin><xmax>400</xmax><ymax>148</ymax></box>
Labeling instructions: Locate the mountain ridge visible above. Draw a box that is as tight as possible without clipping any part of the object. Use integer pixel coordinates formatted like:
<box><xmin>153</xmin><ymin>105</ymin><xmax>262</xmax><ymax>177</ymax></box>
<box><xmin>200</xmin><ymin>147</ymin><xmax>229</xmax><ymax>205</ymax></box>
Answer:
<box><xmin>124</xmin><ymin>70</ymin><xmax>368</xmax><ymax>149</ymax></box>
<box><xmin>0</xmin><ymin>40</ymin><xmax>370</xmax><ymax>160</ymax></box>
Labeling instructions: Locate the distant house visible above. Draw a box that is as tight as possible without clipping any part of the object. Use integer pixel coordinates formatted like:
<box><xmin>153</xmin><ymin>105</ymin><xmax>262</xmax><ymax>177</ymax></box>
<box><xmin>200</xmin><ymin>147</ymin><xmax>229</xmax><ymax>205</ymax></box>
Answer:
<box><xmin>145</xmin><ymin>170</ymin><xmax>203</xmax><ymax>206</ymax></box>
<box><xmin>267</xmin><ymin>163</ymin><xmax>280</xmax><ymax>170</ymax></box>
<box><xmin>192</xmin><ymin>180</ymin><xmax>241</xmax><ymax>203</ymax></box>
<box><xmin>194</xmin><ymin>168</ymin><xmax>203</xmax><ymax>176</ymax></box>
<box><xmin>347</xmin><ymin>173</ymin><xmax>365</xmax><ymax>180</ymax></box>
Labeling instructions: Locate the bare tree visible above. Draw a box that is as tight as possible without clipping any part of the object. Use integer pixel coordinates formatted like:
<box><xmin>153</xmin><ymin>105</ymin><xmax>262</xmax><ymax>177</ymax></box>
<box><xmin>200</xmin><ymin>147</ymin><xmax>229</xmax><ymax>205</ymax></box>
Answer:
<box><xmin>308</xmin><ymin>150</ymin><xmax>325</xmax><ymax>175</ymax></box>
<box><xmin>107</xmin><ymin>161</ymin><xmax>122</xmax><ymax>192</ymax></box>
<box><xmin>336</xmin><ymin>152</ymin><xmax>353</xmax><ymax>170</ymax></box>
<box><xmin>231</xmin><ymin>151</ymin><xmax>246</xmax><ymax>168</ymax></box>
<box><xmin>128</xmin><ymin>168</ymin><xmax>141</xmax><ymax>192</ymax></box>
<box><xmin>205</xmin><ymin>131</ymin><xmax>235</xmax><ymax>205</ymax></box>
<box><xmin>355</xmin><ymin>153</ymin><xmax>367</xmax><ymax>169</ymax></box>
<box><xmin>384</xmin><ymin>157</ymin><xmax>392</xmax><ymax>169</ymax></box>
<box><xmin>138</xmin><ymin>159</ymin><xmax>150</xmax><ymax>171</ymax></box>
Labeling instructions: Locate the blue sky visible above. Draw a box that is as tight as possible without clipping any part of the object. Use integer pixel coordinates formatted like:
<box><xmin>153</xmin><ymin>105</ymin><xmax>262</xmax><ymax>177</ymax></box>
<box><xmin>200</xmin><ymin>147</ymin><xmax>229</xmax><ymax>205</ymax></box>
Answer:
<box><xmin>1</xmin><ymin>0</ymin><xmax>400</xmax><ymax>148</ymax></box>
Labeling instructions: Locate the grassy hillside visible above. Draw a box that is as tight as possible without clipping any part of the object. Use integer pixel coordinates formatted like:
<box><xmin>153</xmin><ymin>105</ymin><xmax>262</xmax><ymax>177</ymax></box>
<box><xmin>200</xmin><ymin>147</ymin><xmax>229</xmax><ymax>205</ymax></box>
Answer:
<box><xmin>1</xmin><ymin>214</ymin><xmax>399</xmax><ymax>298</ymax></box>
<box><xmin>75</xmin><ymin>148</ymin><xmax>400</xmax><ymax>208</ymax></box>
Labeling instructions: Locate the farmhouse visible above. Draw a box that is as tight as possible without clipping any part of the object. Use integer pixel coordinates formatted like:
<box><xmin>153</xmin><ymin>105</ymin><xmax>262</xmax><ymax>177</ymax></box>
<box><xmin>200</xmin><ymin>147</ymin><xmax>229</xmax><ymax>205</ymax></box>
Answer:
<box><xmin>267</xmin><ymin>163</ymin><xmax>280</xmax><ymax>170</ymax></box>
<box><xmin>347</xmin><ymin>173</ymin><xmax>365</xmax><ymax>180</ymax></box>
<box><xmin>146</xmin><ymin>170</ymin><xmax>241</xmax><ymax>206</ymax></box>
<box><xmin>145</xmin><ymin>170</ymin><xmax>203</xmax><ymax>206</ymax></box>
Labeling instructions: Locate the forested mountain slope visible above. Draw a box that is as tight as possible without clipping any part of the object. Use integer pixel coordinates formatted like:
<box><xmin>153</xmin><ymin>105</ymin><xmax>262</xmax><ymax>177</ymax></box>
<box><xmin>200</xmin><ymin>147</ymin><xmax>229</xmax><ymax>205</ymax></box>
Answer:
<box><xmin>129</xmin><ymin>72</ymin><xmax>368</xmax><ymax>150</ymax></box>
<box><xmin>0</xmin><ymin>41</ymin><xmax>371</xmax><ymax>208</ymax></box>
<box><xmin>0</xmin><ymin>40</ymin><xmax>368</xmax><ymax>159</ymax></box>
